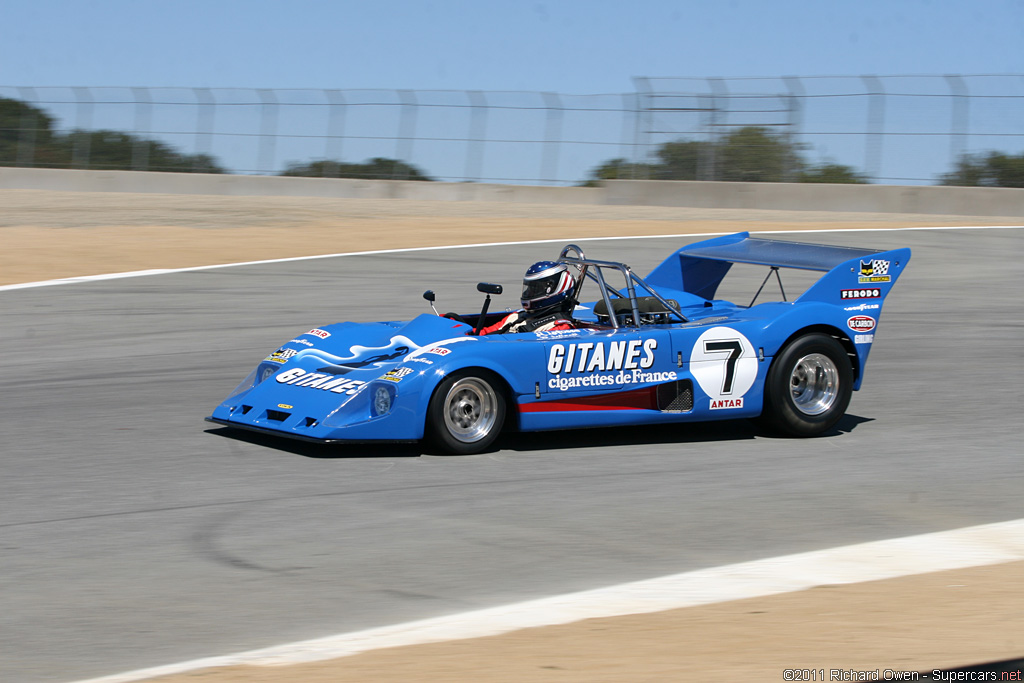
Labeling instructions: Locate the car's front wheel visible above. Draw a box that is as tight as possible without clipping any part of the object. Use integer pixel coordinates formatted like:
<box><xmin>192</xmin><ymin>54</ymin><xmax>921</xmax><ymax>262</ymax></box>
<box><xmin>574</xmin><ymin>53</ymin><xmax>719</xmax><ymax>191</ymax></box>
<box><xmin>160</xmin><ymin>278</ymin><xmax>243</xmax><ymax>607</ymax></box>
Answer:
<box><xmin>427</xmin><ymin>371</ymin><xmax>506</xmax><ymax>454</ymax></box>
<box><xmin>761</xmin><ymin>333</ymin><xmax>853</xmax><ymax>437</ymax></box>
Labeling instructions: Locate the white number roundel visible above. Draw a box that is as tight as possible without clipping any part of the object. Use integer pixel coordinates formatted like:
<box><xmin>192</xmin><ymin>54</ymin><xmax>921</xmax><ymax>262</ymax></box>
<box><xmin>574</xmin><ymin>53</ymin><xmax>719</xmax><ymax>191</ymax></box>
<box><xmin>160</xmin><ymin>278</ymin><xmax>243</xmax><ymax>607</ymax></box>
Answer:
<box><xmin>689</xmin><ymin>327</ymin><xmax>758</xmax><ymax>400</ymax></box>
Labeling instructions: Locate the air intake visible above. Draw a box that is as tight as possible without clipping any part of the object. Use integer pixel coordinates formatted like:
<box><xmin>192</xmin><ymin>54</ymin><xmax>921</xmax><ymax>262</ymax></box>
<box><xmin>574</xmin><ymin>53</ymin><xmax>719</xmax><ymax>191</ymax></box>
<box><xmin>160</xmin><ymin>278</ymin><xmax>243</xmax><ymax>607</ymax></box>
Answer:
<box><xmin>657</xmin><ymin>380</ymin><xmax>693</xmax><ymax>412</ymax></box>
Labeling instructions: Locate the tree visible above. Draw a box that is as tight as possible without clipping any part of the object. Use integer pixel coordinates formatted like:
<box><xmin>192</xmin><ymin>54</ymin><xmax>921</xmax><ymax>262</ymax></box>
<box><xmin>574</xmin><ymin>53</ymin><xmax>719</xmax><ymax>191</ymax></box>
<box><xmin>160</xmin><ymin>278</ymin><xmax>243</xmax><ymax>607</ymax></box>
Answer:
<box><xmin>0</xmin><ymin>97</ymin><xmax>62</xmax><ymax>167</ymax></box>
<box><xmin>56</xmin><ymin>130</ymin><xmax>223</xmax><ymax>172</ymax></box>
<box><xmin>583</xmin><ymin>126</ymin><xmax>864</xmax><ymax>185</ymax></box>
<box><xmin>0</xmin><ymin>96</ymin><xmax>224</xmax><ymax>172</ymax></box>
<box><xmin>940</xmin><ymin>151</ymin><xmax>1024</xmax><ymax>188</ymax></box>
<box><xmin>280</xmin><ymin>157</ymin><xmax>432</xmax><ymax>180</ymax></box>
<box><xmin>715</xmin><ymin>126</ymin><xmax>805</xmax><ymax>182</ymax></box>
<box><xmin>799</xmin><ymin>163</ymin><xmax>867</xmax><ymax>184</ymax></box>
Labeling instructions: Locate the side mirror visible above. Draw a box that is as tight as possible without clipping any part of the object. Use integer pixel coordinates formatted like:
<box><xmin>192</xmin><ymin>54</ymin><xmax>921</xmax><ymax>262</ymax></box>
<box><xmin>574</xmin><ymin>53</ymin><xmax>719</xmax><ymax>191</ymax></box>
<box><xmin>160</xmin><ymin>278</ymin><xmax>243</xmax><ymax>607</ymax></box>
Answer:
<box><xmin>477</xmin><ymin>282</ymin><xmax>502</xmax><ymax>295</ymax></box>
<box><xmin>423</xmin><ymin>290</ymin><xmax>439</xmax><ymax>316</ymax></box>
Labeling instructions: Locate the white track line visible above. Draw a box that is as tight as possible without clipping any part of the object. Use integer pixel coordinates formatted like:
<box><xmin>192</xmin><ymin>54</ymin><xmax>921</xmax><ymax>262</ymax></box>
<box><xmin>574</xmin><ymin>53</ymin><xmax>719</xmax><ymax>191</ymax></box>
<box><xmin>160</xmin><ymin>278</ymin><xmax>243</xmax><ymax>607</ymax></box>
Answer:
<box><xmin>4</xmin><ymin>224</ymin><xmax>1022</xmax><ymax>293</ymax></box>
<box><xmin>70</xmin><ymin>518</ymin><xmax>1024</xmax><ymax>683</ymax></box>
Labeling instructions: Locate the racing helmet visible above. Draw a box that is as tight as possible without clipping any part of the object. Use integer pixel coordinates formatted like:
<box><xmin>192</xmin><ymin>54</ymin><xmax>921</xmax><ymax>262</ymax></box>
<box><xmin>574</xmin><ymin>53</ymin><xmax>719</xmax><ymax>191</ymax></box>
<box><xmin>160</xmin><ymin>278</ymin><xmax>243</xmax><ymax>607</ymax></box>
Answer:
<box><xmin>521</xmin><ymin>261</ymin><xmax>576</xmax><ymax>311</ymax></box>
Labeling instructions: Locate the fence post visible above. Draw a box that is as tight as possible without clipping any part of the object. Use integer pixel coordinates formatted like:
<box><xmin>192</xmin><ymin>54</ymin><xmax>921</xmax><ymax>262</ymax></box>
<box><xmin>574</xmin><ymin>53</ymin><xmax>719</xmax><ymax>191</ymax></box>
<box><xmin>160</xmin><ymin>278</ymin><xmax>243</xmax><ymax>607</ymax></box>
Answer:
<box><xmin>540</xmin><ymin>92</ymin><xmax>563</xmax><ymax>185</ymax></box>
<box><xmin>257</xmin><ymin>89</ymin><xmax>278</xmax><ymax>175</ymax></box>
<box><xmin>860</xmin><ymin>75</ymin><xmax>885</xmax><ymax>183</ymax></box>
<box><xmin>193</xmin><ymin>88</ymin><xmax>216</xmax><ymax>173</ymax></box>
<box><xmin>945</xmin><ymin>74</ymin><xmax>969</xmax><ymax>172</ymax></box>
<box><xmin>324</xmin><ymin>89</ymin><xmax>346</xmax><ymax>176</ymax></box>
<box><xmin>71</xmin><ymin>87</ymin><xmax>93</xmax><ymax>169</ymax></box>
<box><xmin>16</xmin><ymin>87</ymin><xmax>37</xmax><ymax>167</ymax></box>
<box><xmin>395</xmin><ymin>90</ymin><xmax>418</xmax><ymax>180</ymax></box>
<box><xmin>782</xmin><ymin>76</ymin><xmax>804</xmax><ymax>182</ymax></box>
<box><xmin>631</xmin><ymin>77</ymin><xmax>652</xmax><ymax>179</ymax></box>
<box><xmin>465</xmin><ymin>90</ymin><xmax>488</xmax><ymax>183</ymax></box>
<box><xmin>706</xmin><ymin>77</ymin><xmax>729</xmax><ymax>181</ymax></box>
<box><xmin>131</xmin><ymin>87</ymin><xmax>152</xmax><ymax>171</ymax></box>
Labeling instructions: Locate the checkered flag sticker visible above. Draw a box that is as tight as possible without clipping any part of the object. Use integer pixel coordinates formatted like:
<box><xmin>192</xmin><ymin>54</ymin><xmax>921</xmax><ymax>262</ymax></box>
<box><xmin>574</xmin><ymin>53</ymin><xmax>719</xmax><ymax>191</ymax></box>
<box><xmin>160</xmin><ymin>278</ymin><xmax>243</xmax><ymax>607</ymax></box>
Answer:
<box><xmin>871</xmin><ymin>259</ymin><xmax>890</xmax><ymax>275</ymax></box>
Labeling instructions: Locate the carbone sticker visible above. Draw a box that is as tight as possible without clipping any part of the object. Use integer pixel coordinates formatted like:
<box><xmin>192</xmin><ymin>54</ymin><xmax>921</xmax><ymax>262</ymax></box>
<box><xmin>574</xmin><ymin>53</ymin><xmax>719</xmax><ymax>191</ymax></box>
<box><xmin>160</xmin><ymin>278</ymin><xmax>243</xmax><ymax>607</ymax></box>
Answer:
<box><xmin>847</xmin><ymin>315</ymin><xmax>876</xmax><ymax>333</ymax></box>
<box><xmin>690</xmin><ymin>327</ymin><xmax>758</xmax><ymax>408</ymax></box>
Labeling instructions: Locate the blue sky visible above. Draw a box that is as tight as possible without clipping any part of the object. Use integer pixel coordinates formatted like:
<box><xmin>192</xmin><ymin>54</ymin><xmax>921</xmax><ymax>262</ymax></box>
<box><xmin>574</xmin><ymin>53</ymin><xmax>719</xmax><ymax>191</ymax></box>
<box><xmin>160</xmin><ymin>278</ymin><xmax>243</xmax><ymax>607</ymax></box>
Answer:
<box><xmin>3</xmin><ymin>0</ymin><xmax>1021</xmax><ymax>91</ymax></box>
<box><xmin>2</xmin><ymin>1</ymin><xmax>1022</xmax><ymax>185</ymax></box>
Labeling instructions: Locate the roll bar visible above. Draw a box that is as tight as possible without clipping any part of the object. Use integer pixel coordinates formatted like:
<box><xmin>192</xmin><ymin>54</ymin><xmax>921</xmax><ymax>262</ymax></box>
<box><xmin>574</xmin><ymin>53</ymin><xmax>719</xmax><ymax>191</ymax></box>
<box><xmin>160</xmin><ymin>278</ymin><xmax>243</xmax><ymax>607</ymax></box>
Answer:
<box><xmin>557</xmin><ymin>244</ymin><xmax>687</xmax><ymax>329</ymax></box>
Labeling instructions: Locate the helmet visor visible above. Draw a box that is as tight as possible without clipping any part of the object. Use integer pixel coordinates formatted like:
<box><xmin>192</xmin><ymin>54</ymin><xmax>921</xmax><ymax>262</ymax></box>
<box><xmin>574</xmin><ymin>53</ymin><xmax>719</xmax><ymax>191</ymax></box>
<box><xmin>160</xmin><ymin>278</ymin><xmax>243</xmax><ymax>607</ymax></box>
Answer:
<box><xmin>521</xmin><ymin>274</ymin><xmax>562</xmax><ymax>302</ymax></box>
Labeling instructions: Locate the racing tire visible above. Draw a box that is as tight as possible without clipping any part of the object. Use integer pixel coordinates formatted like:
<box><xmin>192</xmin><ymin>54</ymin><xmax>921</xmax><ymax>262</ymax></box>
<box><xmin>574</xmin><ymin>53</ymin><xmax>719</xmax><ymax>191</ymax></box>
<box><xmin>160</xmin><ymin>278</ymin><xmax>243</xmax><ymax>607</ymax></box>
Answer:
<box><xmin>760</xmin><ymin>333</ymin><xmax>853</xmax><ymax>437</ymax></box>
<box><xmin>427</xmin><ymin>371</ymin><xmax>506</xmax><ymax>455</ymax></box>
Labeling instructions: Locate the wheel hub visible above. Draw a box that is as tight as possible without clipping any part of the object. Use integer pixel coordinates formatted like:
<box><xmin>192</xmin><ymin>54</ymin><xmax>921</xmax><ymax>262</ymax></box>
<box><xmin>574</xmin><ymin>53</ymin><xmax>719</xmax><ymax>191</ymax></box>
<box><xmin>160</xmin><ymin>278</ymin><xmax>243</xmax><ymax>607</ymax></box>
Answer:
<box><xmin>789</xmin><ymin>352</ymin><xmax>839</xmax><ymax>416</ymax></box>
<box><xmin>443</xmin><ymin>378</ymin><xmax>497</xmax><ymax>443</ymax></box>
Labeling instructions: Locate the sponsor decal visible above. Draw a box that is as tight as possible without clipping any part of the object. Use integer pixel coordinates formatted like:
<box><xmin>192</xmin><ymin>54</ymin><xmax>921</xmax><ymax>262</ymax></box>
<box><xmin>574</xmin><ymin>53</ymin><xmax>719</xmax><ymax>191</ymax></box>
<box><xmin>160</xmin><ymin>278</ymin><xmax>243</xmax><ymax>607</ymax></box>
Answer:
<box><xmin>425</xmin><ymin>347</ymin><xmax>451</xmax><ymax>356</ymax></box>
<box><xmin>847</xmin><ymin>315</ymin><xmax>876</xmax><ymax>333</ymax></box>
<box><xmin>690</xmin><ymin>327</ymin><xmax>758</xmax><ymax>405</ymax></box>
<box><xmin>289</xmin><ymin>338</ymin><xmax>314</xmax><ymax>347</ymax></box>
<box><xmin>858</xmin><ymin>259</ymin><xmax>891</xmax><ymax>284</ymax></box>
<box><xmin>854</xmin><ymin>334</ymin><xmax>875</xmax><ymax>345</ymax></box>
<box><xmin>277</xmin><ymin>403</ymin><xmax>293</xmax><ymax>409</ymax></box>
<box><xmin>844</xmin><ymin>303</ymin><xmax>880</xmax><ymax>312</ymax></box>
<box><xmin>274</xmin><ymin>367</ymin><xmax>365</xmax><ymax>395</ymax></box>
<box><xmin>306</xmin><ymin>328</ymin><xmax>331</xmax><ymax>339</ymax></box>
<box><xmin>264</xmin><ymin>347</ymin><xmax>299</xmax><ymax>364</ymax></box>
<box><xmin>407</xmin><ymin>357</ymin><xmax>434</xmax><ymax>365</ymax></box>
<box><xmin>381</xmin><ymin>367</ymin><xmax>414</xmax><ymax>383</ymax></box>
<box><xmin>710</xmin><ymin>397</ymin><xmax>744</xmax><ymax>410</ymax></box>
<box><xmin>547</xmin><ymin>339</ymin><xmax>657</xmax><ymax>375</ymax></box>
<box><xmin>534</xmin><ymin>328</ymin><xmax>592</xmax><ymax>339</ymax></box>
<box><xmin>546</xmin><ymin>339</ymin><xmax>673</xmax><ymax>392</ymax></box>
<box><xmin>841</xmin><ymin>288</ymin><xmax>881</xmax><ymax>299</ymax></box>
<box><xmin>548</xmin><ymin>369</ymin><xmax>678</xmax><ymax>392</ymax></box>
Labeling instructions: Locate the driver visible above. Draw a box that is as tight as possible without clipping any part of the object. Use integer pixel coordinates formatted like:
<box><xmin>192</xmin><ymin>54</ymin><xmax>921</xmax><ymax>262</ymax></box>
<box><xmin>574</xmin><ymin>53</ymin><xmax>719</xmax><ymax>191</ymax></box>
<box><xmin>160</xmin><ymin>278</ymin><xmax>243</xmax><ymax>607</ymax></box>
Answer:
<box><xmin>480</xmin><ymin>261</ymin><xmax>578</xmax><ymax>335</ymax></box>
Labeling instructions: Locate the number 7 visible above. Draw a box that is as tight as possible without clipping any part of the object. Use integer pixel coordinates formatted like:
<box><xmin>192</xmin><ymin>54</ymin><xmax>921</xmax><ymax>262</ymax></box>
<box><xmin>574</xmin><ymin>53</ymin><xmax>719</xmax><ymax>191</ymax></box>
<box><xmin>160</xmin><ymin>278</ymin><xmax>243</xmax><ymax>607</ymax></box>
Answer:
<box><xmin>703</xmin><ymin>340</ymin><xmax>743</xmax><ymax>394</ymax></box>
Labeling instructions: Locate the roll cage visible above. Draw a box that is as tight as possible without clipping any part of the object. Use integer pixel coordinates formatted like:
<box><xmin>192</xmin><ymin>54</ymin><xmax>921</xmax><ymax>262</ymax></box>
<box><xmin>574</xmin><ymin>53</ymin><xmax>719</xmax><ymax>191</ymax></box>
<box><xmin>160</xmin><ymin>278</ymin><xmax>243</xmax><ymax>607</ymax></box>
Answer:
<box><xmin>557</xmin><ymin>244</ymin><xmax>688</xmax><ymax>329</ymax></box>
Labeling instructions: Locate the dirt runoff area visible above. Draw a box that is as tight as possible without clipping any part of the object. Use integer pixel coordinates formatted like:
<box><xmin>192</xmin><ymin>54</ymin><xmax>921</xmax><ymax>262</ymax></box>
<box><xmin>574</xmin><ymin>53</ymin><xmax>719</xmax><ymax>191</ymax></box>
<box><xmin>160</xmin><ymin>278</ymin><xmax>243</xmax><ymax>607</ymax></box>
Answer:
<box><xmin>3</xmin><ymin>189</ymin><xmax>1022</xmax><ymax>680</ymax></box>
<box><xmin>2</xmin><ymin>189</ymin><xmax>1020</xmax><ymax>286</ymax></box>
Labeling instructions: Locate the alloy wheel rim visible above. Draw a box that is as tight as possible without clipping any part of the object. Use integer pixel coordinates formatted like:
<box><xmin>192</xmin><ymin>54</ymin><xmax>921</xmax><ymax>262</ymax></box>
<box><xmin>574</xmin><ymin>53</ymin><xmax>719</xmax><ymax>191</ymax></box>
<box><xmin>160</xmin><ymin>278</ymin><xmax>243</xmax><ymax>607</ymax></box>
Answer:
<box><xmin>443</xmin><ymin>378</ymin><xmax>497</xmax><ymax>443</ymax></box>
<box><xmin>789</xmin><ymin>353</ymin><xmax>839</xmax><ymax>416</ymax></box>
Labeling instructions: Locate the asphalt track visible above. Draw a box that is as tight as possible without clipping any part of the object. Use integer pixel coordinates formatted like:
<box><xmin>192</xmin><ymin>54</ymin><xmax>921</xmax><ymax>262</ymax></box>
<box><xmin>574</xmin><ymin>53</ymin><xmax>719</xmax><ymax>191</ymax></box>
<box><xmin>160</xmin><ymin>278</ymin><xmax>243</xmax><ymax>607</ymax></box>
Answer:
<box><xmin>1</xmin><ymin>227</ymin><xmax>1022</xmax><ymax>682</ymax></box>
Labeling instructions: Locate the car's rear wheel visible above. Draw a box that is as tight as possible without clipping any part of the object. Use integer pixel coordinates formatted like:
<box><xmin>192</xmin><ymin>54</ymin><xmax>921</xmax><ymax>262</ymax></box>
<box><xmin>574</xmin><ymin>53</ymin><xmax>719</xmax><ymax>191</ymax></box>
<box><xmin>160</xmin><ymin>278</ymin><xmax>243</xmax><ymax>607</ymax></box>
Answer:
<box><xmin>427</xmin><ymin>371</ymin><xmax>506</xmax><ymax>454</ymax></box>
<box><xmin>761</xmin><ymin>333</ymin><xmax>853</xmax><ymax>437</ymax></box>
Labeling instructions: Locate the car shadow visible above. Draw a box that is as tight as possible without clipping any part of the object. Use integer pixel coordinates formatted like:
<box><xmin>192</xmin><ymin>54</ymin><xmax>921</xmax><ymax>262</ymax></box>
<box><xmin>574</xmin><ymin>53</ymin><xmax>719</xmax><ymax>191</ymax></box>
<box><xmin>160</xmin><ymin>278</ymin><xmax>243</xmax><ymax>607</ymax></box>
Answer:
<box><xmin>206</xmin><ymin>413</ymin><xmax>873</xmax><ymax>459</ymax></box>
<box><xmin>203</xmin><ymin>427</ymin><xmax>425</xmax><ymax>459</ymax></box>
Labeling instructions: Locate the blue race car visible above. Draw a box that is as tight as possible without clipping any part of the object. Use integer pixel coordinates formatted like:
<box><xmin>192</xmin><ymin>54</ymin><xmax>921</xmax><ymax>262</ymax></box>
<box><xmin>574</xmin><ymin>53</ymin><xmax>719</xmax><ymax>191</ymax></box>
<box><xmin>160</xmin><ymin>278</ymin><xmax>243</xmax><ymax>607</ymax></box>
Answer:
<box><xmin>207</xmin><ymin>232</ymin><xmax>910</xmax><ymax>454</ymax></box>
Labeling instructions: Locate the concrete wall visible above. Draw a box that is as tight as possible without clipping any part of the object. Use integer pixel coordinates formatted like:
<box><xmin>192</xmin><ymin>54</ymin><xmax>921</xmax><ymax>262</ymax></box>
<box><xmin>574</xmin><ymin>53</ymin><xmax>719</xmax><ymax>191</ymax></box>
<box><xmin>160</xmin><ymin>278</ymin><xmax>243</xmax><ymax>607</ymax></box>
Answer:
<box><xmin>1</xmin><ymin>167</ymin><xmax>1021</xmax><ymax>216</ymax></box>
<box><xmin>0</xmin><ymin>167</ymin><xmax>603</xmax><ymax>204</ymax></box>
<box><xmin>602</xmin><ymin>180</ymin><xmax>1024</xmax><ymax>217</ymax></box>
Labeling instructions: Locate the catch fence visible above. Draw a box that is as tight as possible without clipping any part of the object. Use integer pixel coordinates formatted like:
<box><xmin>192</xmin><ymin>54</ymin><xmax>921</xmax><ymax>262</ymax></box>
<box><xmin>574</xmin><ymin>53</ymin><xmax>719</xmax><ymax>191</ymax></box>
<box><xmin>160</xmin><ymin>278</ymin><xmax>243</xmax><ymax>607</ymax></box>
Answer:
<box><xmin>2</xmin><ymin>74</ymin><xmax>1022</xmax><ymax>186</ymax></box>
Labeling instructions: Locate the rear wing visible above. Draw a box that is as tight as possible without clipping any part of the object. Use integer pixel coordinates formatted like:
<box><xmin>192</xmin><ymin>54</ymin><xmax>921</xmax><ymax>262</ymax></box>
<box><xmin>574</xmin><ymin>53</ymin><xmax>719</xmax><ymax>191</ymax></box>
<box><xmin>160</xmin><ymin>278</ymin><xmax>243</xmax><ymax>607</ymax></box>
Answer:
<box><xmin>645</xmin><ymin>231</ymin><xmax>911</xmax><ymax>305</ymax></box>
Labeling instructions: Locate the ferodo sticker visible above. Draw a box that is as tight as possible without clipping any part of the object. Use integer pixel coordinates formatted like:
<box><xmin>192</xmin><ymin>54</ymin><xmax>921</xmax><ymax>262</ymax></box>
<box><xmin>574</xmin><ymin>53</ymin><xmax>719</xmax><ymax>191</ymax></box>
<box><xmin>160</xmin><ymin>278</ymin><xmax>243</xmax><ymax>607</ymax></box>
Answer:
<box><xmin>841</xmin><ymin>288</ymin><xmax>881</xmax><ymax>300</ymax></box>
<box><xmin>689</xmin><ymin>327</ymin><xmax>758</xmax><ymax>410</ymax></box>
<box><xmin>847</xmin><ymin>315</ymin><xmax>876</xmax><ymax>333</ymax></box>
